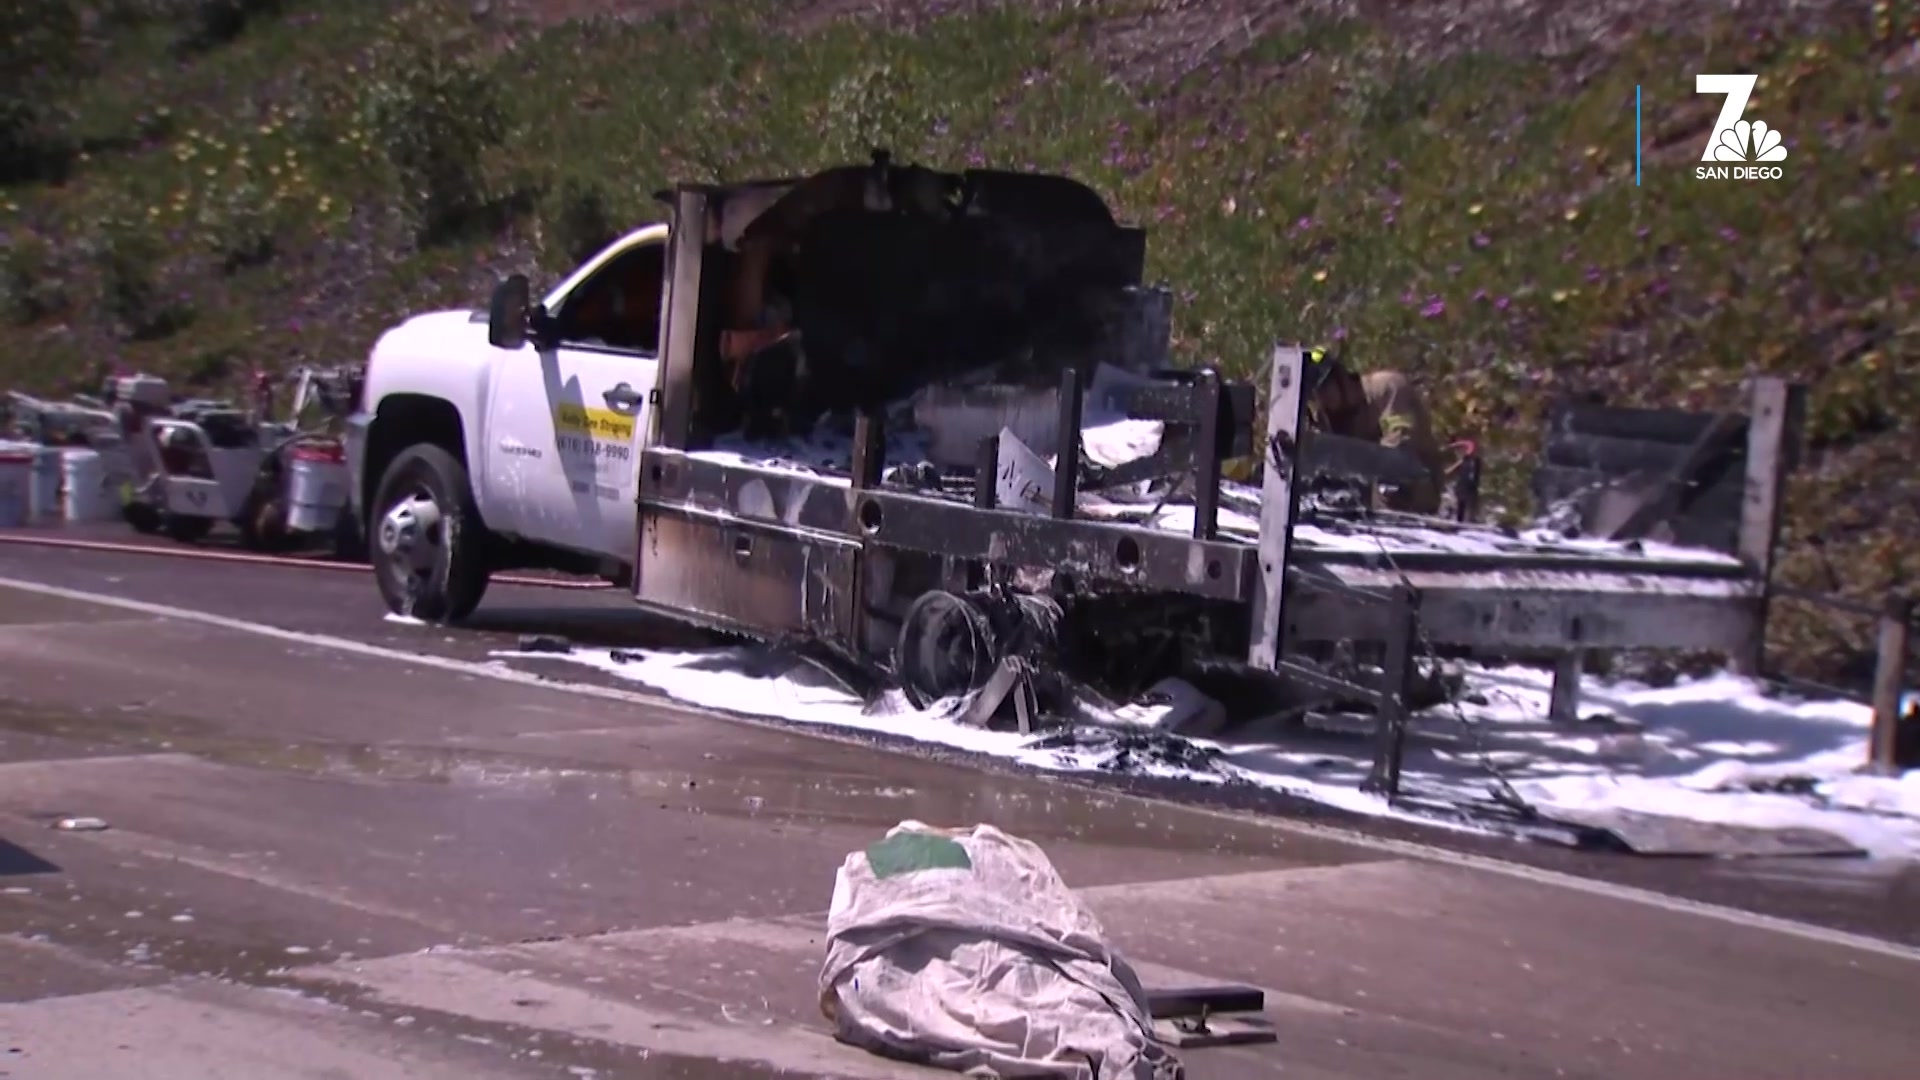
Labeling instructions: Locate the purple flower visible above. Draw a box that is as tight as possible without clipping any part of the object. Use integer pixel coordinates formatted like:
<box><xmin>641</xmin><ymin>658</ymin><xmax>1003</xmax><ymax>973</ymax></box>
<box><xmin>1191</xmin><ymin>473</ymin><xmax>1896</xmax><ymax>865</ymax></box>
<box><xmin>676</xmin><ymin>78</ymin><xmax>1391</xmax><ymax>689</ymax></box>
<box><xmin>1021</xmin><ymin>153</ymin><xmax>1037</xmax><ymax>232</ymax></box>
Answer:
<box><xmin>1386</xmin><ymin>159</ymin><xmax>1401</xmax><ymax>172</ymax></box>
<box><xmin>1584</xmin><ymin>265</ymin><xmax>1603</xmax><ymax>284</ymax></box>
<box><xmin>1635</xmin><ymin>226</ymin><xmax>1651</xmax><ymax>239</ymax></box>
<box><xmin>1294</xmin><ymin>215</ymin><xmax>1313</xmax><ymax>231</ymax></box>
<box><xmin>1401</xmin><ymin>288</ymin><xmax>1418</xmax><ymax>305</ymax></box>
<box><xmin>1648</xmin><ymin>278</ymin><xmax>1671</xmax><ymax>297</ymax></box>
<box><xmin>1331</xmin><ymin>325</ymin><xmax>1347</xmax><ymax>341</ymax></box>
<box><xmin>1719</xmin><ymin>226</ymin><xmax>1740</xmax><ymax>242</ymax></box>
<box><xmin>1471</xmin><ymin>232</ymin><xmax>1491</xmax><ymax>249</ymax></box>
<box><xmin>1382</xmin><ymin>210</ymin><xmax>1397</xmax><ymax>225</ymax></box>
<box><xmin>1420</xmin><ymin>298</ymin><xmax>1446</xmax><ymax>319</ymax></box>
<box><xmin>1494</xmin><ymin>295</ymin><xmax>1512</xmax><ymax>311</ymax></box>
<box><xmin>1472</xmin><ymin>288</ymin><xmax>1489</xmax><ymax>302</ymax></box>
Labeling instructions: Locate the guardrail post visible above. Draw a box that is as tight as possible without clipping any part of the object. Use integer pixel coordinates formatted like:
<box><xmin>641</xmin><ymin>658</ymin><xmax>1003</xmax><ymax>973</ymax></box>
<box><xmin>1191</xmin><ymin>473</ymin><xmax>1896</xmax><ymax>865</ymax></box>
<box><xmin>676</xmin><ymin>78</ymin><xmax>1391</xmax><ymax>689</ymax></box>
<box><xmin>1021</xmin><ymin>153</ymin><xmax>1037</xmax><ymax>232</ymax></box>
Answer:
<box><xmin>1869</xmin><ymin>594</ymin><xmax>1912</xmax><ymax>774</ymax></box>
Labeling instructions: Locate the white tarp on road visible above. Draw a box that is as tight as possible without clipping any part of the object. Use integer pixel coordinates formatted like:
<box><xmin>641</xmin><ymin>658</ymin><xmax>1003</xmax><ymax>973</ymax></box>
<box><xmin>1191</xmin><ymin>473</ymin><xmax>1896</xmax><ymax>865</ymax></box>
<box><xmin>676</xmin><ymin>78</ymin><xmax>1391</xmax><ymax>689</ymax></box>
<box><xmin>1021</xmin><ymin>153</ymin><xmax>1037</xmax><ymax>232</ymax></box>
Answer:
<box><xmin>818</xmin><ymin>821</ymin><xmax>1186</xmax><ymax>1080</ymax></box>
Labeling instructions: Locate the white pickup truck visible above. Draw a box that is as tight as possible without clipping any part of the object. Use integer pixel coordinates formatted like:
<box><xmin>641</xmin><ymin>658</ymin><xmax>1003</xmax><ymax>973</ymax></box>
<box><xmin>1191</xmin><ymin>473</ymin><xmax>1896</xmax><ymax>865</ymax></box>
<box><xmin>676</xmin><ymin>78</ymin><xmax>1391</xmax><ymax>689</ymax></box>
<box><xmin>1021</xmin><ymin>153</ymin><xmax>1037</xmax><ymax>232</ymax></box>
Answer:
<box><xmin>343</xmin><ymin>156</ymin><xmax>1198</xmax><ymax>628</ymax></box>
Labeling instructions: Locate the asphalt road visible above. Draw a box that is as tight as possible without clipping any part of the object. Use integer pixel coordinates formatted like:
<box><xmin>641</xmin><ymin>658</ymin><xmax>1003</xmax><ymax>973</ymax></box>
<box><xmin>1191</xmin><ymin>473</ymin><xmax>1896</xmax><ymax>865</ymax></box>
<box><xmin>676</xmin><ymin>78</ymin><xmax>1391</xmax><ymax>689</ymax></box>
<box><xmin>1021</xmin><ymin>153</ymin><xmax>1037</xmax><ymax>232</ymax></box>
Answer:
<box><xmin>2</xmin><ymin>534</ymin><xmax>1918</xmax><ymax>1079</ymax></box>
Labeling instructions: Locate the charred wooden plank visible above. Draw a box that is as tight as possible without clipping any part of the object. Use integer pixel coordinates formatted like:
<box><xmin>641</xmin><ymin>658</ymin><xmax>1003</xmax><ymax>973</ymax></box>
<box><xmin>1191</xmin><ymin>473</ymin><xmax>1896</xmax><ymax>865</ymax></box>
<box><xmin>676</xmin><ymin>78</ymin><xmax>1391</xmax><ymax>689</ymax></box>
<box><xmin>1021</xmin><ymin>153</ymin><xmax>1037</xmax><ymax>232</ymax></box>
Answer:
<box><xmin>1288</xmin><ymin>566</ymin><xmax>1762</xmax><ymax>652</ymax></box>
<box><xmin>1586</xmin><ymin>409</ymin><xmax>1748</xmax><ymax>540</ymax></box>
<box><xmin>1546</xmin><ymin>400</ymin><xmax>1732</xmax><ymax>445</ymax></box>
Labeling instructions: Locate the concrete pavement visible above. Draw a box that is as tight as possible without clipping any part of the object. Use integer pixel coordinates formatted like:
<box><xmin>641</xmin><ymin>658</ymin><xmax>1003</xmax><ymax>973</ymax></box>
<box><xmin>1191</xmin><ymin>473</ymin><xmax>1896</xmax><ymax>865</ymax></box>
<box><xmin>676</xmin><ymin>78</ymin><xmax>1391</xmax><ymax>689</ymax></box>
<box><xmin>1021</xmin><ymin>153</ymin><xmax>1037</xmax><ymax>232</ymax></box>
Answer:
<box><xmin>2</xmin><ymin>542</ymin><xmax>1919</xmax><ymax>1078</ymax></box>
<box><xmin>4</xmin><ymin>536</ymin><xmax>1919</xmax><ymax>942</ymax></box>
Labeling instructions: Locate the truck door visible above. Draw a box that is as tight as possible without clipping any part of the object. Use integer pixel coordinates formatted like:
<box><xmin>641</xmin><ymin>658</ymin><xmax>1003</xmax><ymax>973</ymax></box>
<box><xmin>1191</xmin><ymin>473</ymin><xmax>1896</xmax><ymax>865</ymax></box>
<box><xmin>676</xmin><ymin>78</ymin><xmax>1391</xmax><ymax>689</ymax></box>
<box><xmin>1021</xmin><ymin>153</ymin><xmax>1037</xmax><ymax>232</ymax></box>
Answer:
<box><xmin>484</xmin><ymin>235</ymin><xmax>663</xmax><ymax>562</ymax></box>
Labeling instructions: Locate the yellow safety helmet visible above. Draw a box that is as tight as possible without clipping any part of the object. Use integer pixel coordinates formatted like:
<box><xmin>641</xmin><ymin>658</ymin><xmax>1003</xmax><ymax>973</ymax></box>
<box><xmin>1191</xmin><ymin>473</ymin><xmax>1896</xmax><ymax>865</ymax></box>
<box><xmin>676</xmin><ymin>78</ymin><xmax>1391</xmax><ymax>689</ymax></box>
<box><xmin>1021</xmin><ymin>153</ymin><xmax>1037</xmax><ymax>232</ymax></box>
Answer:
<box><xmin>1302</xmin><ymin>344</ymin><xmax>1340</xmax><ymax>395</ymax></box>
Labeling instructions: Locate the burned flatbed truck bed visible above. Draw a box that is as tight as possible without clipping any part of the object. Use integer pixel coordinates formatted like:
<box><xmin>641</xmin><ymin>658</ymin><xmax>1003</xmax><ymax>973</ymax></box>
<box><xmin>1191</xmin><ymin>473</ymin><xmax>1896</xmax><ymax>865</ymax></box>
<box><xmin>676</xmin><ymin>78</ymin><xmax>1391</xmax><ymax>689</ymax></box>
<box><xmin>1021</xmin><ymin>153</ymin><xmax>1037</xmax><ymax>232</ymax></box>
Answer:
<box><xmin>353</xmin><ymin>155</ymin><xmax>1800</xmax><ymax>797</ymax></box>
<box><xmin>621</xmin><ymin>164</ymin><xmax>1800</xmax><ymax>793</ymax></box>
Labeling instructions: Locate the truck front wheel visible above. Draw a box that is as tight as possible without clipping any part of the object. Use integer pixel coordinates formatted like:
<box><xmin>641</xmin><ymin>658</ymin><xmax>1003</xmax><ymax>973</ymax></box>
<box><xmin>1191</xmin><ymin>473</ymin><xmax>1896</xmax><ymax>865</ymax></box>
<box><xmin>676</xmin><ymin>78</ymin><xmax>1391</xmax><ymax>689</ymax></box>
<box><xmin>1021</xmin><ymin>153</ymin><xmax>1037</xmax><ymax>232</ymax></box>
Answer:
<box><xmin>370</xmin><ymin>444</ymin><xmax>491</xmax><ymax>624</ymax></box>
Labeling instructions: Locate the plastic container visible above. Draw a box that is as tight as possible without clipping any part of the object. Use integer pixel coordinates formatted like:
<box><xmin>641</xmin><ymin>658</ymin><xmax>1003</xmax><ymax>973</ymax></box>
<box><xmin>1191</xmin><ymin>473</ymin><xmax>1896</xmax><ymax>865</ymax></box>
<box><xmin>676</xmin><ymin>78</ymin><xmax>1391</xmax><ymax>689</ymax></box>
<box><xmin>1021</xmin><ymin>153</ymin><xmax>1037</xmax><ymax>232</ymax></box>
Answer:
<box><xmin>285</xmin><ymin>442</ymin><xmax>348</xmax><ymax>533</ymax></box>
<box><xmin>113</xmin><ymin>374</ymin><xmax>171</xmax><ymax>410</ymax></box>
<box><xmin>27</xmin><ymin>446</ymin><xmax>62</xmax><ymax>523</ymax></box>
<box><xmin>62</xmin><ymin>448</ymin><xmax>120</xmax><ymax>524</ymax></box>
<box><xmin>0</xmin><ymin>446</ymin><xmax>31</xmax><ymax>527</ymax></box>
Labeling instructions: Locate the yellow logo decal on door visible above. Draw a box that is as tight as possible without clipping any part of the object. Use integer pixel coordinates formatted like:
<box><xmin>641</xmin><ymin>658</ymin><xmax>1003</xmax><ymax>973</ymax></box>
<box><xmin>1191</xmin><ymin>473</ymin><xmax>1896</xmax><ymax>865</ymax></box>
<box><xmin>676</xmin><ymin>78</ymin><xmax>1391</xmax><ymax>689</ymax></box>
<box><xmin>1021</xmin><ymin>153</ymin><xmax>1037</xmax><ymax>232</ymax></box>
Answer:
<box><xmin>553</xmin><ymin>404</ymin><xmax>636</xmax><ymax>500</ymax></box>
<box><xmin>554</xmin><ymin>404</ymin><xmax>636</xmax><ymax>440</ymax></box>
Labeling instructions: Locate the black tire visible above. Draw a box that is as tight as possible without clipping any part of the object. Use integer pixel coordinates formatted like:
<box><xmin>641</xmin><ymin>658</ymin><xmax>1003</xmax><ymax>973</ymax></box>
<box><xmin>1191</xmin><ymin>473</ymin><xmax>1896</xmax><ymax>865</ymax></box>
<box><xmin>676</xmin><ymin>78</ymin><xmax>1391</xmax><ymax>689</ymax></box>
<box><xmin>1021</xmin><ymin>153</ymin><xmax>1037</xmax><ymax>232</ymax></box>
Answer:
<box><xmin>369</xmin><ymin>444</ymin><xmax>490</xmax><ymax>624</ymax></box>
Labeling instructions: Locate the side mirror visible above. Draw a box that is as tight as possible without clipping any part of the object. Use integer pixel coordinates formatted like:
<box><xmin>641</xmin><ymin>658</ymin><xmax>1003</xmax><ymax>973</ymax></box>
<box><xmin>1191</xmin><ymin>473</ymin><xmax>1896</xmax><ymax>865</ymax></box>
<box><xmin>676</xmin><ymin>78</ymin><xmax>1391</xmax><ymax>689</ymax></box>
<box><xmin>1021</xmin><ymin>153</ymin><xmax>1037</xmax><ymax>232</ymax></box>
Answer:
<box><xmin>487</xmin><ymin>274</ymin><xmax>531</xmax><ymax>350</ymax></box>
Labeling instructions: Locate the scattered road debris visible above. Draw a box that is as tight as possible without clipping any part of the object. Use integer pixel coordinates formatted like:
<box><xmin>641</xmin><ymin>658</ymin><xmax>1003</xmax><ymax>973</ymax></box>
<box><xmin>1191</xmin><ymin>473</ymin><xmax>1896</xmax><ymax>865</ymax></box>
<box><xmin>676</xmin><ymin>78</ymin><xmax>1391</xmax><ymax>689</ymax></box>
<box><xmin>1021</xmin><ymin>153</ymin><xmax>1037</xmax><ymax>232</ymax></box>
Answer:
<box><xmin>516</xmin><ymin>633</ymin><xmax>573</xmax><ymax>655</ymax></box>
<box><xmin>53</xmin><ymin>816</ymin><xmax>110</xmax><ymax>832</ymax></box>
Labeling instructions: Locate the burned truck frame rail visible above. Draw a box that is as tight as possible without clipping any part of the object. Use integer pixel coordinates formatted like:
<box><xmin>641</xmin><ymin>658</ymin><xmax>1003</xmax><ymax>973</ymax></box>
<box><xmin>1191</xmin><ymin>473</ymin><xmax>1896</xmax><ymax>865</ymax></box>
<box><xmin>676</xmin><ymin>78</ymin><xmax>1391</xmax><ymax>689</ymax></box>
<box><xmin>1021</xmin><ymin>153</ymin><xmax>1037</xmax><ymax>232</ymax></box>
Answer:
<box><xmin>629</xmin><ymin>177</ymin><xmax>1799</xmax><ymax>785</ymax></box>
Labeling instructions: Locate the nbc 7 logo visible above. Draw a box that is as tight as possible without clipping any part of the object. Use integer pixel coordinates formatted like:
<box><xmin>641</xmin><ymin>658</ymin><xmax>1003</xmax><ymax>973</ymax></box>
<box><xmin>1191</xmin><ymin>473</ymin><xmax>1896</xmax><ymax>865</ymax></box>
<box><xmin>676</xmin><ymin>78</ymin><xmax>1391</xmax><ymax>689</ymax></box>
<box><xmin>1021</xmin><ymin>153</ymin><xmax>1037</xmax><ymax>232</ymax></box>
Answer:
<box><xmin>1696</xmin><ymin>74</ymin><xmax>1759</xmax><ymax>161</ymax></box>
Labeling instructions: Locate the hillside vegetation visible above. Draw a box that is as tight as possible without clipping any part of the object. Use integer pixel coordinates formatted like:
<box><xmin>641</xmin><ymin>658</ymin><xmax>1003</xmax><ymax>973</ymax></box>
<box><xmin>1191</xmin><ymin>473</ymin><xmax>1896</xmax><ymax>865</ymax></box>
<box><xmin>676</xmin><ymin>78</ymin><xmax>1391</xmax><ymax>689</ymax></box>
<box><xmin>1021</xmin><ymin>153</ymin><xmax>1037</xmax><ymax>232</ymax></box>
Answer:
<box><xmin>1</xmin><ymin>0</ymin><xmax>1916</xmax><ymax>681</ymax></box>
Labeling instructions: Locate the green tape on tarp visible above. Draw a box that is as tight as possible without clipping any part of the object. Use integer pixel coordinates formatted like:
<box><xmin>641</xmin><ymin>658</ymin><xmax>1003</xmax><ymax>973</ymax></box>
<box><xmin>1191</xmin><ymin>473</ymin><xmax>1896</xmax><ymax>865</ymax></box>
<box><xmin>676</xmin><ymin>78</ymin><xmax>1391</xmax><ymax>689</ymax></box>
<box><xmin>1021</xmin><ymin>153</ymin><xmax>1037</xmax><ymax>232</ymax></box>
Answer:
<box><xmin>865</xmin><ymin>832</ymin><xmax>973</xmax><ymax>879</ymax></box>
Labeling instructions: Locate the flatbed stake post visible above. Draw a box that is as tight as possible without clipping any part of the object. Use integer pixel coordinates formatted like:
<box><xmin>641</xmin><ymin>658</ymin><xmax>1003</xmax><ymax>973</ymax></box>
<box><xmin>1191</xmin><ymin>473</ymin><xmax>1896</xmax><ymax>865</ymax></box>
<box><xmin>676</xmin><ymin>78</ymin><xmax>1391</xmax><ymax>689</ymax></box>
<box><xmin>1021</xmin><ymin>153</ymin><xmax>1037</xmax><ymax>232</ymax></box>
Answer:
<box><xmin>974</xmin><ymin>434</ymin><xmax>999</xmax><ymax>510</ymax></box>
<box><xmin>1051</xmin><ymin>367</ymin><xmax>1082</xmax><ymax>519</ymax></box>
<box><xmin>1191</xmin><ymin>368</ymin><xmax>1222</xmax><ymax>541</ymax></box>
<box><xmin>851</xmin><ymin>409</ymin><xmax>885</xmax><ymax>490</ymax></box>
<box><xmin>971</xmin><ymin>434</ymin><xmax>999</xmax><ymax>589</ymax></box>
<box><xmin>1247</xmin><ymin>345</ymin><xmax>1310</xmax><ymax>670</ymax></box>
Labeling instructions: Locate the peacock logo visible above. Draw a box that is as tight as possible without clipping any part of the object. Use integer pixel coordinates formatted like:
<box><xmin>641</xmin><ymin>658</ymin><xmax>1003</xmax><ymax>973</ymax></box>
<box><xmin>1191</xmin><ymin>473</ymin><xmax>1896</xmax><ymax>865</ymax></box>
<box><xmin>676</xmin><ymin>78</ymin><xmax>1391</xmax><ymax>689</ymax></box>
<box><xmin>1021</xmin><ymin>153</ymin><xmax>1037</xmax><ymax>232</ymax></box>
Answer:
<box><xmin>1711</xmin><ymin>119</ymin><xmax>1787</xmax><ymax>163</ymax></box>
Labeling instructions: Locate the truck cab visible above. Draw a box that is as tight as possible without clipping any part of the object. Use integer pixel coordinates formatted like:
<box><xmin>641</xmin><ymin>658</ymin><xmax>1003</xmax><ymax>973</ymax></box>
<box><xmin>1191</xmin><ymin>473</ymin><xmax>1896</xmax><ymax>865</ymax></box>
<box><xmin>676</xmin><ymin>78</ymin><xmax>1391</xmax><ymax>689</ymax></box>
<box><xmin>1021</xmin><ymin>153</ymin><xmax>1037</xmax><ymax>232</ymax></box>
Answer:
<box><xmin>344</xmin><ymin>223</ymin><xmax>669</xmax><ymax>620</ymax></box>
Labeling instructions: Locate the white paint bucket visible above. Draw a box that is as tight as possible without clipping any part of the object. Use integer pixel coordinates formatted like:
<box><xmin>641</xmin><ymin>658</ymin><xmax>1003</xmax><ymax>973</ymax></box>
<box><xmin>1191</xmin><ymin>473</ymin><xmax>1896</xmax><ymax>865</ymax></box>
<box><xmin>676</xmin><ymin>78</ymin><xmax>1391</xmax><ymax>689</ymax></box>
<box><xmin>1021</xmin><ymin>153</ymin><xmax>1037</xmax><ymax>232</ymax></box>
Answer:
<box><xmin>62</xmin><ymin>448</ymin><xmax>120</xmax><ymax>524</ymax></box>
<box><xmin>27</xmin><ymin>446</ymin><xmax>62</xmax><ymax>524</ymax></box>
<box><xmin>285</xmin><ymin>442</ymin><xmax>349</xmax><ymax>533</ymax></box>
<box><xmin>0</xmin><ymin>447</ymin><xmax>31</xmax><ymax>527</ymax></box>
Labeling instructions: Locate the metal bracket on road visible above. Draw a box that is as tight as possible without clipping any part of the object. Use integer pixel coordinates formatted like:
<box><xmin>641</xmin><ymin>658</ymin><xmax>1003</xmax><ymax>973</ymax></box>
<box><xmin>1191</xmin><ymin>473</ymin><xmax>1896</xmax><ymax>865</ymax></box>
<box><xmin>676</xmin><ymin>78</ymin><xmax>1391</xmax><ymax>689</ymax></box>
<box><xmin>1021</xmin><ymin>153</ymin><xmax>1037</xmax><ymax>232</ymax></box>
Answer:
<box><xmin>957</xmin><ymin>656</ymin><xmax>1040</xmax><ymax>733</ymax></box>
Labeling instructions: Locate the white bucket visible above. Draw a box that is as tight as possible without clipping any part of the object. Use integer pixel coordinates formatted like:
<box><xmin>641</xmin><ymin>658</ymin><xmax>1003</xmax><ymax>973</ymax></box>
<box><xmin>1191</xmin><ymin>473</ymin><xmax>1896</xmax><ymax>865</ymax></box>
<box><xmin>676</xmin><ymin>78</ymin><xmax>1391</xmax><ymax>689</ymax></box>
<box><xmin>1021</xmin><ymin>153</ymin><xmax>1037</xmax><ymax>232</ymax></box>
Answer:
<box><xmin>27</xmin><ymin>446</ymin><xmax>62</xmax><ymax>523</ymax></box>
<box><xmin>0</xmin><ymin>448</ymin><xmax>31</xmax><ymax>527</ymax></box>
<box><xmin>62</xmin><ymin>449</ymin><xmax>120</xmax><ymax>524</ymax></box>
<box><xmin>285</xmin><ymin>445</ymin><xmax>349</xmax><ymax>533</ymax></box>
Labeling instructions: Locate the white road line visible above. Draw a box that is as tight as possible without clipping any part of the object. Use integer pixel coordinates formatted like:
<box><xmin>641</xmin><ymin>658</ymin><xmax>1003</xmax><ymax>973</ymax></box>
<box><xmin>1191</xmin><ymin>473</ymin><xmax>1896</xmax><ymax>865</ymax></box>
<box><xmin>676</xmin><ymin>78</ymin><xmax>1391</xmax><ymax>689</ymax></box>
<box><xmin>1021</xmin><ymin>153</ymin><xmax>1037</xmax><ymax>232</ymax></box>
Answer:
<box><xmin>0</xmin><ymin>615</ymin><xmax>164</xmax><ymax>633</ymax></box>
<box><xmin>3</xmin><ymin>573</ymin><xmax>1916</xmax><ymax>965</ymax></box>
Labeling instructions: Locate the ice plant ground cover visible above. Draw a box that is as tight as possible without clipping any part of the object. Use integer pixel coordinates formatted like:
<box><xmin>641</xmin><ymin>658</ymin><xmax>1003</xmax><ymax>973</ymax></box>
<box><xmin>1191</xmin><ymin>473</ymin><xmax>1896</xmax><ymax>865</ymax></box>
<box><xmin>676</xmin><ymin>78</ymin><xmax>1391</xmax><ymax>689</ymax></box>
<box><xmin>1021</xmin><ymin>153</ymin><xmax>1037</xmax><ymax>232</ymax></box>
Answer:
<box><xmin>488</xmin><ymin>640</ymin><xmax>1920</xmax><ymax>860</ymax></box>
<box><xmin>0</xmin><ymin>0</ymin><xmax>1915</xmax><ymax>687</ymax></box>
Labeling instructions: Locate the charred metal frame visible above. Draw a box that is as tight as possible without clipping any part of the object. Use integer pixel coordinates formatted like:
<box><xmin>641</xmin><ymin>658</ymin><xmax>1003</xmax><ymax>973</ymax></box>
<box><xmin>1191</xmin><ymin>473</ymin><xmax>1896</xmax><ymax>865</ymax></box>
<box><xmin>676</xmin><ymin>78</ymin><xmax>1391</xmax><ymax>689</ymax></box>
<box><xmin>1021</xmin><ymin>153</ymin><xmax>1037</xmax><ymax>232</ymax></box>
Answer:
<box><xmin>629</xmin><ymin>176</ymin><xmax>1801</xmax><ymax>797</ymax></box>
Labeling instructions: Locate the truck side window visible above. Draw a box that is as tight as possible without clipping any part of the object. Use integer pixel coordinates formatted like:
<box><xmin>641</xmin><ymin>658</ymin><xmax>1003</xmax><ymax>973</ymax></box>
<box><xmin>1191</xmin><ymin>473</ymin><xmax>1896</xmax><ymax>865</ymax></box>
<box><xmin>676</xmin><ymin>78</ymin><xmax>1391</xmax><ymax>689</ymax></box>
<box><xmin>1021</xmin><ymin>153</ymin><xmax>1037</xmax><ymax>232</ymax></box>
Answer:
<box><xmin>556</xmin><ymin>240</ymin><xmax>665</xmax><ymax>356</ymax></box>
